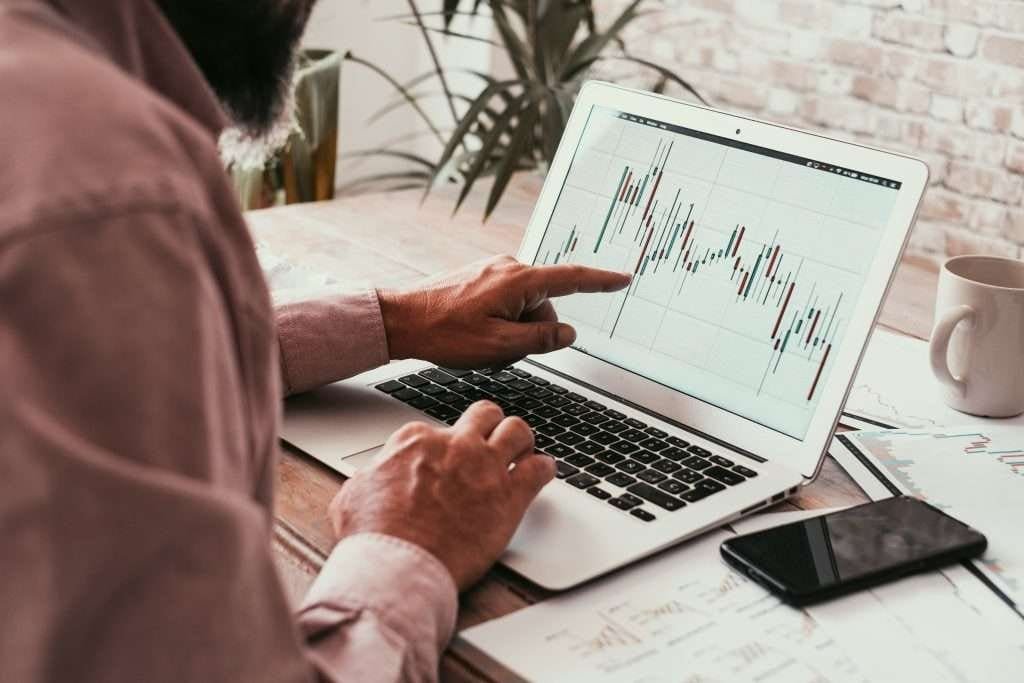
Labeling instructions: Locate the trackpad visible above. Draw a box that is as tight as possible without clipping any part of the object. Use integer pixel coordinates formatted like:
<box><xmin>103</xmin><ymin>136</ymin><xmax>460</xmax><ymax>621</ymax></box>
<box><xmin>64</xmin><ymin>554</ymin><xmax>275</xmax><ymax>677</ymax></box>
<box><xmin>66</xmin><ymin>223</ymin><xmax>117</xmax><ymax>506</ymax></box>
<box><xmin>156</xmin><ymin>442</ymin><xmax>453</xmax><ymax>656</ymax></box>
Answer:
<box><xmin>281</xmin><ymin>380</ymin><xmax>425</xmax><ymax>473</ymax></box>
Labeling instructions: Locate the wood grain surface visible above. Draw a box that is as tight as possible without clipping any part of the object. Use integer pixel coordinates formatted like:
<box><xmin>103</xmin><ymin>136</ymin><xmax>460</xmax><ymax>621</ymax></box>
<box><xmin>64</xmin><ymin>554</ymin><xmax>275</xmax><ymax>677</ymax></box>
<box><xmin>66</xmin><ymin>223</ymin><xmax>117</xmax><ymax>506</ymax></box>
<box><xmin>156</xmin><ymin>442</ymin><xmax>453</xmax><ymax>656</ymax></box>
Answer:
<box><xmin>245</xmin><ymin>176</ymin><xmax>940</xmax><ymax>681</ymax></box>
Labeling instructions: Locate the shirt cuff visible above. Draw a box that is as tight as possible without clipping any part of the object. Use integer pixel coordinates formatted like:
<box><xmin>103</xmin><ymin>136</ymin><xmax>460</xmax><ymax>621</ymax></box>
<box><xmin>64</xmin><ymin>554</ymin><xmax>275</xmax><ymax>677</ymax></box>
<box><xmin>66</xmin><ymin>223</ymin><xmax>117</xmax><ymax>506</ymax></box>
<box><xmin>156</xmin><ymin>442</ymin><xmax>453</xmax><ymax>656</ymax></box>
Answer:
<box><xmin>275</xmin><ymin>288</ymin><xmax>390</xmax><ymax>395</ymax></box>
<box><xmin>299</xmin><ymin>533</ymin><xmax>459</xmax><ymax>656</ymax></box>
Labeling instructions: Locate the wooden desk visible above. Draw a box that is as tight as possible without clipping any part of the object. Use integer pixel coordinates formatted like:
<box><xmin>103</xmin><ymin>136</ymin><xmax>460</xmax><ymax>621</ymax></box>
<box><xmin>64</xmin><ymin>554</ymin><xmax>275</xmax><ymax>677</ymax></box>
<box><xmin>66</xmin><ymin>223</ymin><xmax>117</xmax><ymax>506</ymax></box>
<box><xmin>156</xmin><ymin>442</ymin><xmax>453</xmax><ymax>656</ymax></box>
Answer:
<box><xmin>246</xmin><ymin>177</ymin><xmax>940</xmax><ymax>681</ymax></box>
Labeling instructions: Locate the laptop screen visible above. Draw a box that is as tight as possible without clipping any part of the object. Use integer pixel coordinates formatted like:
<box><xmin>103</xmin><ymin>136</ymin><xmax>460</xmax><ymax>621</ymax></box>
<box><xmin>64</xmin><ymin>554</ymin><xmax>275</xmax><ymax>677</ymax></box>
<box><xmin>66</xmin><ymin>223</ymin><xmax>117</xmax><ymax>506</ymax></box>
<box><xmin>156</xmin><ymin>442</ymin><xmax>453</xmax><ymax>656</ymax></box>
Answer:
<box><xmin>532</xmin><ymin>105</ymin><xmax>902</xmax><ymax>439</ymax></box>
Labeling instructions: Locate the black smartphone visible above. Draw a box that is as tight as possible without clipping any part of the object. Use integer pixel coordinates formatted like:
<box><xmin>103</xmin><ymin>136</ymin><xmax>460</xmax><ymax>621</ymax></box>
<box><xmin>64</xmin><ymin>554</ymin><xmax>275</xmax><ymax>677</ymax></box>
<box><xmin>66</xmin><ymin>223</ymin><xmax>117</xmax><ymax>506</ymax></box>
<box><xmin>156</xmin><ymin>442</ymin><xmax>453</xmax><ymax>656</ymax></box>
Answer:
<box><xmin>720</xmin><ymin>496</ymin><xmax>987</xmax><ymax>606</ymax></box>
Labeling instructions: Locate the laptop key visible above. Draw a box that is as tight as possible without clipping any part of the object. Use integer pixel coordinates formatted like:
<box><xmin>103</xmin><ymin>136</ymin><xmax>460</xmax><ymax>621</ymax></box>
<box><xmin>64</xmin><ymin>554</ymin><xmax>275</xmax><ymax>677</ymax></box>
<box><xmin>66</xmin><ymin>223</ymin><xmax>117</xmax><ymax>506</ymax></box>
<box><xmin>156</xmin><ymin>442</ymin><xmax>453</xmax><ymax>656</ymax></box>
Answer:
<box><xmin>688</xmin><ymin>445</ymin><xmax>712</xmax><ymax>457</ymax></box>
<box><xmin>666</xmin><ymin>435</ymin><xmax>690</xmax><ymax>448</ymax></box>
<box><xmin>605</xmin><ymin>472</ymin><xmax>636</xmax><ymax>488</ymax></box>
<box><xmin>400</xmin><ymin>374</ymin><xmax>431</xmax><ymax>387</ymax></box>
<box><xmin>566</xmin><ymin>453</ymin><xmax>595</xmax><ymax>468</ymax></box>
<box><xmin>419</xmin><ymin>383</ymin><xmax>447</xmax><ymax>396</ymax></box>
<box><xmin>652</xmin><ymin>459</ymin><xmax>682</xmax><ymax>474</ymax></box>
<box><xmin>547</xmin><ymin>444</ymin><xmax>575</xmax><ymax>458</ymax></box>
<box><xmin>643</xmin><ymin>427</ymin><xmax>668</xmax><ymax>439</ymax></box>
<box><xmin>563</xmin><ymin>403</ymin><xmax>588</xmax><ymax>416</ymax></box>
<box><xmin>535</xmin><ymin>406</ymin><xmax>560</xmax><ymax>418</ymax></box>
<box><xmin>481</xmin><ymin>381</ymin><xmax>506</xmax><ymax>394</ymax></box>
<box><xmin>680</xmin><ymin>484</ymin><xmax>721</xmax><ymax>503</ymax></box>
<box><xmin>536</xmin><ymin>423</ymin><xmax>565</xmax><ymax>437</ymax></box>
<box><xmin>592</xmin><ymin>431</ymin><xmax>619</xmax><ymax>445</ymax></box>
<box><xmin>627</xmin><ymin>483</ymin><xmax>685</xmax><ymax>511</ymax></box>
<box><xmin>602</xmin><ymin>420</ymin><xmax>628</xmax><ymax>434</ymax></box>
<box><xmin>492</xmin><ymin>371</ymin><xmax>518</xmax><ymax>383</ymax></box>
<box><xmin>375</xmin><ymin>380</ymin><xmax>405</xmax><ymax>393</ymax></box>
<box><xmin>637</xmin><ymin>470</ymin><xmax>667</xmax><ymax>484</ymax></box>
<box><xmin>419</xmin><ymin>369</ymin><xmax>456</xmax><ymax>385</ymax></box>
<box><xmin>734</xmin><ymin>465</ymin><xmax>758</xmax><ymax>478</ymax></box>
<box><xmin>576</xmin><ymin>441</ymin><xmax>603</xmax><ymax>455</ymax></box>
<box><xmin>528</xmin><ymin>377</ymin><xmax>550</xmax><ymax>386</ymax></box>
<box><xmin>565</xmin><ymin>392</ymin><xmax>588</xmax><ymax>403</ymax></box>
<box><xmin>638</xmin><ymin>437</ymin><xmax>668</xmax><ymax>451</ymax></box>
<box><xmin>435</xmin><ymin>392</ymin><xmax>462</xmax><ymax>404</ymax></box>
<box><xmin>580</xmin><ymin>411</ymin><xmax>609</xmax><ymax>425</ymax></box>
<box><xmin>507</xmin><ymin>379</ymin><xmax>534</xmax><ymax>392</ymax></box>
<box><xmin>658</xmin><ymin>479</ymin><xmax>689</xmax><ymax>495</ymax></box>
<box><xmin>535</xmin><ymin>434</ymin><xmax>555</xmax><ymax>449</ymax></box>
<box><xmin>632</xmin><ymin>450</ymin><xmax>658</xmax><ymax>464</ymax></box>
<box><xmin>619</xmin><ymin>429</ymin><xmax>646</xmax><ymax>442</ymax></box>
<box><xmin>608</xmin><ymin>497</ymin><xmax>641</xmax><ymax>511</ymax></box>
<box><xmin>630</xmin><ymin>508</ymin><xmax>656</xmax><ymax>522</ymax></box>
<box><xmin>464</xmin><ymin>374</ymin><xmax>489</xmax><ymax>386</ymax></box>
<box><xmin>604</xmin><ymin>409</ymin><xmax>627</xmax><ymax>420</ymax></box>
<box><xmin>556</xmin><ymin>432</ymin><xmax>586</xmax><ymax>446</ymax></box>
<box><xmin>509</xmin><ymin>368</ymin><xmax>531</xmax><ymax>378</ymax></box>
<box><xmin>545</xmin><ymin>396</ymin><xmax>572</xmax><ymax>408</ymax></box>
<box><xmin>566</xmin><ymin>473</ymin><xmax>599</xmax><ymax>489</ymax></box>
<box><xmin>426</xmin><ymin>406</ymin><xmax>457</xmax><ymax>421</ymax></box>
<box><xmin>584</xmin><ymin>400</ymin><xmax>606</xmax><ymax>411</ymax></box>
<box><xmin>408</xmin><ymin>395</ymin><xmax>437</xmax><ymax>410</ymax></box>
<box><xmin>624</xmin><ymin>418</ymin><xmax>647</xmax><ymax>430</ymax></box>
<box><xmin>552</xmin><ymin>414</ymin><xmax>580</xmax><ymax>427</ymax></box>
<box><xmin>527</xmin><ymin>388</ymin><xmax>553</xmax><ymax>400</ymax></box>
<box><xmin>586</xmin><ymin>463</ymin><xmax>615</xmax><ymax>477</ymax></box>
<box><xmin>555</xmin><ymin>462</ymin><xmax>579</xmax><ymax>479</ymax></box>
<box><xmin>548</xmin><ymin>385</ymin><xmax>569</xmax><ymax>394</ymax></box>
<box><xmin>705</xmin><ymin>465</ymin><xmax>745</xmax><ymax>486</ymax></box>
<box><xmin>681</xmin><ymin>455</ymin><xmax>712</xmax><ymax>470</ymax></box>
<box><xmin>660</xmin><ymin>446</ymin><xmax>687</xmax><ymax>461</ymax></box>
<box><xmin>596</xmin><ymin>451</ymin><xmax>625</xmax><ymax>465</ymax></box>
<box><xmin>393</xmin><ymin>388</ymin><xmax>422</xmax><ymax>402</ymax></box>
<box><xmin>440</xmin><ymin>367</ymin><xmax>472</xmax><ymax>377</ymax></box>
<box><xmin>616</xmin><ymin>460</ymin><xmax>644</xmax><ymax>474</ymax></box>
<box><xmin>571</xmin><ymin>423</ymin><xmax>600</xmax><ymax>437</ymax></box>
<box><xmin>522</xmin><ymin>414</ymin><xmax>546</xmax><ymax>428</ymax></box>
<box><xmin>709</xmin><ymin>455</ymin><xmax>734</xmax><ymax>467</ymax></box>
<box><xmin>587</xmin><ymin>486</ymin><xmax>612</xmax><ymax>500</ymax></box>
<box><xmin>517</xmin><ymin>398</ymin><xmax>542</xmax><ymax>410</ymax></box>
<box><xmin>447</xmin><ymin>382</ymin><xmax>476</xmax><ymax>395</ymax></box>
<box><xmin>673</xmin><ymin>468</ymin><xmax>703</xmax><ymax>484</ymax></box>
<box><xmin>610</xmin><ymin>441</ymin><xmax>640</xmax><ymax>454</ymax></box>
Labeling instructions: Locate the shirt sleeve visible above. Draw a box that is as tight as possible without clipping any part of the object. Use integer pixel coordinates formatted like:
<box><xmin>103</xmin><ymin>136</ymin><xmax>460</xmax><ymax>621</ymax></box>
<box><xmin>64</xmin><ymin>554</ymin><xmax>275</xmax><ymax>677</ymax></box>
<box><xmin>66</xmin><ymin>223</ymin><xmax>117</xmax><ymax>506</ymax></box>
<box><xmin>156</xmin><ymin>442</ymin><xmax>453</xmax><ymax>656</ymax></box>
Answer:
<box><xmin>275</xmin><ymin>288</ymin><xmax>391</xmax><ymax>395</ymax></box>
<box><xmin>297</xmin><ymin>534</ymin><xmax>459</xmax><ymax>683</ymax></box>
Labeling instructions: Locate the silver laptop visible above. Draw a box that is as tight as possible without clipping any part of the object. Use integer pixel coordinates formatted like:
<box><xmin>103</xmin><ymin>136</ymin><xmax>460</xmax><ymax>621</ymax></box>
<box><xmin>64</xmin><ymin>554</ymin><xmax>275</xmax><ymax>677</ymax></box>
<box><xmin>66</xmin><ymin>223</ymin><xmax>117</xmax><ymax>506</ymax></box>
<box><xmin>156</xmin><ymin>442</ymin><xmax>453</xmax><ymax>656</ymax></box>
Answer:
<box><xmin>282</xmin><ymin>82</ymin><xmax>929</xmax><ymax>590</ymax></box>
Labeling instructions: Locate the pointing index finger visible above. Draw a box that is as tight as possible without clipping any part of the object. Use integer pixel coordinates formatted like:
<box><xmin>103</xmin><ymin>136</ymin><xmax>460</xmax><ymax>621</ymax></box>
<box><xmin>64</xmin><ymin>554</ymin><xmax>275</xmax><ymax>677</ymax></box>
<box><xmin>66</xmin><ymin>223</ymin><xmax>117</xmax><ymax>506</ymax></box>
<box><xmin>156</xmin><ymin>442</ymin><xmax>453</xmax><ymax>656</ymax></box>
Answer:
<box><xmin>525</xmin><ymin>264</ymin><xmax>632</xmax><ymax>299</ymax></box>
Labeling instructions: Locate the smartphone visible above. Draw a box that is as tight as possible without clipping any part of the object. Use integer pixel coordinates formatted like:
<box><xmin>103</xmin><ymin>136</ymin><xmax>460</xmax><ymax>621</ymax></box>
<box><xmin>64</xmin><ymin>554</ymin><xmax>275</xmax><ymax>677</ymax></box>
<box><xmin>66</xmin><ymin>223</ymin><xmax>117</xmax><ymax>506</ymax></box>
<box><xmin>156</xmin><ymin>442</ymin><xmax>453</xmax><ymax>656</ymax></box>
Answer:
<box><xmin>720</xmin><ymin>496</ymin><xmax>987</xmax><ymax>606</ymax></box>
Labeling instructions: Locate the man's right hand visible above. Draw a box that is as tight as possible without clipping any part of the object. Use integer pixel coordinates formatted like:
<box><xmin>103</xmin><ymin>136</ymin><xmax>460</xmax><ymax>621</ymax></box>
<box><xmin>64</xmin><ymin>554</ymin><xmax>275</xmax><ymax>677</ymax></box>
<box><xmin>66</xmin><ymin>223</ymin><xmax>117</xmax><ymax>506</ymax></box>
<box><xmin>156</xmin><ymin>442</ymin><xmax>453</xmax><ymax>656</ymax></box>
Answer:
<box><xmin>327</xmin><ymin>401</ymin><xmax>556</xmax><ymax>591</ymax></box>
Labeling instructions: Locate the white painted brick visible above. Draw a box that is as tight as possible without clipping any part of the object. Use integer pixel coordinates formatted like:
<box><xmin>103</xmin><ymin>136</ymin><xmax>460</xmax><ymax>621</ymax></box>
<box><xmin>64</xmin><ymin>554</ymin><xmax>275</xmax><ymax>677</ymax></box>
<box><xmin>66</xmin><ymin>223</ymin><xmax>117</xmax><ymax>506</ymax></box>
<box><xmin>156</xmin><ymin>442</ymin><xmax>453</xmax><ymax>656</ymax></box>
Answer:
<box><xmin>929</xmin><ymin>94</ymin><xmax>963</xmax><ymax>123</ymax></box>
<box><xmin>944</xmin><ymin>23</ymin><xmax>979</xmax><ymax>58</ymax></box>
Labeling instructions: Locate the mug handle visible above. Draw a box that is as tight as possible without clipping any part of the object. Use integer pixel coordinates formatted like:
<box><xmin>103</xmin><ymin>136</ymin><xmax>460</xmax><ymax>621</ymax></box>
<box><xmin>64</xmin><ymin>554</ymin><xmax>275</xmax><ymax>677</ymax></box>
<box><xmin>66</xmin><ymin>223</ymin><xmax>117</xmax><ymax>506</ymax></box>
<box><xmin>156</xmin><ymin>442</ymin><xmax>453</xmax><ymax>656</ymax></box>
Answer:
<box><xmin>929</xmin><ymin>304</ymin><xmax>974</xmax><ymax>397</ymax></box>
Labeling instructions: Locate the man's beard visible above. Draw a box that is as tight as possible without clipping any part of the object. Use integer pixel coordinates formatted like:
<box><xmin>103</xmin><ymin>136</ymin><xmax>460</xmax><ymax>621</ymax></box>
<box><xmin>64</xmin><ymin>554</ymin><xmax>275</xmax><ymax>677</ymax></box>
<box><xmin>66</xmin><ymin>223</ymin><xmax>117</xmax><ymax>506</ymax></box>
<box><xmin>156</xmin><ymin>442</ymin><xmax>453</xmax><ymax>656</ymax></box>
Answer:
<box><xmin>156</xmin><ymin>0</ymin><xmax>316</xmax><ymax>134</ymax></box>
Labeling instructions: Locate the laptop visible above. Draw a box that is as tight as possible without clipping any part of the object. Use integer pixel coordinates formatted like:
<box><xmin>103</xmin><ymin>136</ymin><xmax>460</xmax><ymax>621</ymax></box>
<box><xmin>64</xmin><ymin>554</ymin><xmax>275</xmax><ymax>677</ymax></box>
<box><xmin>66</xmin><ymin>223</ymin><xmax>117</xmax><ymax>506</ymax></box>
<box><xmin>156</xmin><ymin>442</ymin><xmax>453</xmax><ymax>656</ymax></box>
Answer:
<box><xmin>281</xmin><ymin>81</ymin><xmax>929</xmax><ymax>590</ymax></box>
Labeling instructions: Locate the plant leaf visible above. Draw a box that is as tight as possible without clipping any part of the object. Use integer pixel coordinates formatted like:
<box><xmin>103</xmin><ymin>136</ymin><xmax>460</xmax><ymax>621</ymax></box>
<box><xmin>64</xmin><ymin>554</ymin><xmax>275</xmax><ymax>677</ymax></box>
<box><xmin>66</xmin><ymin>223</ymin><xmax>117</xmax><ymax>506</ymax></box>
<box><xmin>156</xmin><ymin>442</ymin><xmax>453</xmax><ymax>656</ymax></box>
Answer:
<box><xmin>453</xmin><ymin>92</ymin><xmax>526</xmax><ymax>213</ymax></box>
<box><xmin>603</xmin><ymin>54</ymin><xmax>707</xmax><ymax>104</ymax></box>
<box><xmin>342</xmin><ymin>51</ymin><xmax>447</xmax><ymax>146</ymax></box>
<box><xmin>484</xmin><ymin>103</ymin><xmax>538</xmax><ymax>221</ymax></box>
<box><xmin>561</xmin><ymin>0</ymin><xmax>644</xmax><ymax>79</ymax></box>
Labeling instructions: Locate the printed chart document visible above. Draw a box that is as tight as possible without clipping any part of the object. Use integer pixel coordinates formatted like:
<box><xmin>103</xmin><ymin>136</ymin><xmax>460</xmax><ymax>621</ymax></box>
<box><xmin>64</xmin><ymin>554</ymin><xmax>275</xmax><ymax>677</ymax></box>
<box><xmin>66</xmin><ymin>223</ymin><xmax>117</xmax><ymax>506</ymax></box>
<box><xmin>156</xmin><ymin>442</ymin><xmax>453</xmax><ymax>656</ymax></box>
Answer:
<box><xmin>454</xmin><ymin>510</ymin><xmax>1024</xmax><ymax>683</ymax></box>
<box><xmin>840</xmin><ymin>329</ymin><xmax>1024</xmax><ymax>431</ymax></box>
<box><xmin>833</xmin><ymin>427</ymin><xmax>1024</xmax><ymax>612</ymax></box>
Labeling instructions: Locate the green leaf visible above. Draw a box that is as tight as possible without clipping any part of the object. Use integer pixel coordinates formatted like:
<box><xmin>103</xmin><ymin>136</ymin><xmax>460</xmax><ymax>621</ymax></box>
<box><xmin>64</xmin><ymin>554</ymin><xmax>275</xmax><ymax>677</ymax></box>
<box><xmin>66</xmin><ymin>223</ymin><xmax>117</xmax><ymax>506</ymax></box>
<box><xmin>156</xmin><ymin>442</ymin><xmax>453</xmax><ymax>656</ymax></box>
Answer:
<box><xmin>561</xmin><ymin>0</ymin><xmax>644</xmax><ymax>79</ymax></box>
<box><xmin>484</xmin><ymin>103</ymin><xmax>538</xmax><ymax>221</ymax></box>
<box><xmin>453</xmin><ymin>92</ymin><xmax>526</xmax><ymax>213</ymax></box>
<box><xmin>603</xmin><ymin>54</ymin><xmax>708</xmax><ymax>105</ymax></box>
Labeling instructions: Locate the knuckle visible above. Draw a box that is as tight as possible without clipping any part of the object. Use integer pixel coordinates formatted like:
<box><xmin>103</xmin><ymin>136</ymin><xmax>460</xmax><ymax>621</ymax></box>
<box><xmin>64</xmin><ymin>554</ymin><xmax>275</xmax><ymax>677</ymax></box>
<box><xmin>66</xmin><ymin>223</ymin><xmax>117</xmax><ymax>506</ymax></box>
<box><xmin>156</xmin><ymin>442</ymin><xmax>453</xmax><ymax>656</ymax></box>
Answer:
<box><xmin>536</xmin><ymin>324</ymin><xmax>560</xmax><ymax>352</ymax></box>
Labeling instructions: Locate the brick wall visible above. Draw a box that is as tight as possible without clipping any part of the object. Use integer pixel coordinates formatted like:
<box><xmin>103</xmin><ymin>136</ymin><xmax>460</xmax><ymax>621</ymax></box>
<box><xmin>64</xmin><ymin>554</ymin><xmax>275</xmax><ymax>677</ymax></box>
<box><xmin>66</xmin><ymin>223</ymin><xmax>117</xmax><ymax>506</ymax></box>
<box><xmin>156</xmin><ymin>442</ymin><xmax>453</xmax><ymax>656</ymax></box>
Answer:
<box><xmin>597</xmin><ymin>0</ymin><xmax>1024</xmax><ymax>262</ymax></box>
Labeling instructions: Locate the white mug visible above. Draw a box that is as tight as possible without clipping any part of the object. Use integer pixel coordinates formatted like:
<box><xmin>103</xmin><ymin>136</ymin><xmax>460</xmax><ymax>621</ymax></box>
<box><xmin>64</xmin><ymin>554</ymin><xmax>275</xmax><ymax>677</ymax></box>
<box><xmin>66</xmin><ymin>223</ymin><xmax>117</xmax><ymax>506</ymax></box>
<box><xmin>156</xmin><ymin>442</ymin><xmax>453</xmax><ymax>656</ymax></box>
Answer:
<box><xmin>929</xmin><ymin>255</ymin><xmax>1024</xmax><ymax>418</ymax></box>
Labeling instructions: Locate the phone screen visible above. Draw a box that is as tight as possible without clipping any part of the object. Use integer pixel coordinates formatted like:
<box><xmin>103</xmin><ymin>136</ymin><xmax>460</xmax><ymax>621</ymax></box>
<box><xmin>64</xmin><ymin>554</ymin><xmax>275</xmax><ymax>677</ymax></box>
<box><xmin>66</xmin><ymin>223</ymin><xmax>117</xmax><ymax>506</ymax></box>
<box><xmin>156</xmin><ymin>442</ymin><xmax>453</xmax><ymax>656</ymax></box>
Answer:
<box><xmin>723</xmin><ymin>497</ymin><xmax>985</xmax><ymax>597</ymax></box>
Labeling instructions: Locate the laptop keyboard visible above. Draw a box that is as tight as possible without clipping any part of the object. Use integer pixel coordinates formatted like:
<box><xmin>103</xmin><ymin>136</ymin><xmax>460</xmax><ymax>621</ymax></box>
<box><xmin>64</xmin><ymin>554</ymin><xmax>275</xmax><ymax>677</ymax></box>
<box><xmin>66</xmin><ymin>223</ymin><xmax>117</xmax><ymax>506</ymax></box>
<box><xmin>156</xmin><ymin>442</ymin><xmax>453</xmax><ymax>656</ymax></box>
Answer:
<box><xmin>375</xmin><ymin>366</ymin><xmax>759</xmax><ymax>523</ymax></box>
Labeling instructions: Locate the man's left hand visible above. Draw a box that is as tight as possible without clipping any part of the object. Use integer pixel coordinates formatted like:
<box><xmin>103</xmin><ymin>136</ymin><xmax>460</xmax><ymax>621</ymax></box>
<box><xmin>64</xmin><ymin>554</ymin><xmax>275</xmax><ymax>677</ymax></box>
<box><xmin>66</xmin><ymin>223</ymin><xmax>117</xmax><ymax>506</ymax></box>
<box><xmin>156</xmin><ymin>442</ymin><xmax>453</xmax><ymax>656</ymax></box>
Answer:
<box><xmin>378</xmin><ymin>255</ymin><xmax>631</xmax><ymax>369</ymax></box>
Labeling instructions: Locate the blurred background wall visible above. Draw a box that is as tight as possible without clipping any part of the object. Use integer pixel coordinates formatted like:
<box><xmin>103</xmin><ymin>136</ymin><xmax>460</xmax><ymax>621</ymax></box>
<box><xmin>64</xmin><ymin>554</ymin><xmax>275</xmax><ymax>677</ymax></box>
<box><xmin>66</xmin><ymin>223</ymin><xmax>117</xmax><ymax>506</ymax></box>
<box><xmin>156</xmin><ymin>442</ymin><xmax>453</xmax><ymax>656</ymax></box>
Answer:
<box><xmin>596</xmin><ymin>0</ymin><xmax>1024</xmax><ymax>262</ymax></box>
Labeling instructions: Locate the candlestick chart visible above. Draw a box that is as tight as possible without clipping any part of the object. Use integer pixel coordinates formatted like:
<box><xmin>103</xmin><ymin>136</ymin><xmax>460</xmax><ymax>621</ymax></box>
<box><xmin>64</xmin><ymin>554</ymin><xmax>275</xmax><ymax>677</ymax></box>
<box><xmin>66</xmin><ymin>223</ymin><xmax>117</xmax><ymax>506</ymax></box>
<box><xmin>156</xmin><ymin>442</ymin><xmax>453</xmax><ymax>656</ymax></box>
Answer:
<box><xmin>537</xmin><ymin>108</ymin><xmax>898</xmax><ymax>437</ymax></box>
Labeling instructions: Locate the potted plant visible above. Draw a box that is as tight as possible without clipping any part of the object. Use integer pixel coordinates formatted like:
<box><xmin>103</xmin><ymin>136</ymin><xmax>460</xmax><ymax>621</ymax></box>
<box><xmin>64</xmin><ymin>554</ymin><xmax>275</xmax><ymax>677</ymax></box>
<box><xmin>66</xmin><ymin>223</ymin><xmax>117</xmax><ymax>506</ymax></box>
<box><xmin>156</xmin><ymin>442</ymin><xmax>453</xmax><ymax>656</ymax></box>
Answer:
<box><xmin>344</xmin><ymin>0</ymin><xmax>702</xmax><ymax>220</ymax></box>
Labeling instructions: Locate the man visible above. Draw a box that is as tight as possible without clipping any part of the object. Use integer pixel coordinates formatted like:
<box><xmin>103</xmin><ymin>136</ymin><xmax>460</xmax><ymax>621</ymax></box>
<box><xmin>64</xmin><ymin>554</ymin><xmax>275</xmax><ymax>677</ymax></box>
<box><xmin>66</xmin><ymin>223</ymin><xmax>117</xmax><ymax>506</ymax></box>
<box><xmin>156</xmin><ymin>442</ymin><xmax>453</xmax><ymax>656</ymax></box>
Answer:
<box><xmin>0</xmin><ymin>1</ymin><xmax>630</xmax><ymax>681</ymax></box>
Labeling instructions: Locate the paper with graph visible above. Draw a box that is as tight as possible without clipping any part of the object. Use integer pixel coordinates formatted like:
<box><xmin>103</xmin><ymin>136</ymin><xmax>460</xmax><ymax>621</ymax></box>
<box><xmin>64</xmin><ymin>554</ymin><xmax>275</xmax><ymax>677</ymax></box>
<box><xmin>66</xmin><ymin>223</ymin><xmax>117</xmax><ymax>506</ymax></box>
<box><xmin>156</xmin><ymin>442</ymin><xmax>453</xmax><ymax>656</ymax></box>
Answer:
<box><xmin>454</xmin><ymin>510</ymin><xmax>1024</xmax><ymax>682</ymax></box>
<box><xmin>837</xmin><ymin>427</ymin><xmax>1024</xmax><ymax>608</ymax></box>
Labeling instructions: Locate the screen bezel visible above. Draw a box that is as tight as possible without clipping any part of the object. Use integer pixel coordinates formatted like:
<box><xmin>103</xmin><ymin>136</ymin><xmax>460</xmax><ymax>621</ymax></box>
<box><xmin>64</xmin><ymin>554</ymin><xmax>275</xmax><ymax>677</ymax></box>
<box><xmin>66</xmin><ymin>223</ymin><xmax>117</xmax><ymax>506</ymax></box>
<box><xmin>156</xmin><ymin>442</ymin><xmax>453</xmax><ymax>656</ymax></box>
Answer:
<box><xmin>516</xmin><ymin>81</ymin><xmax>929</xmax><ymax>480</ymax></box>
